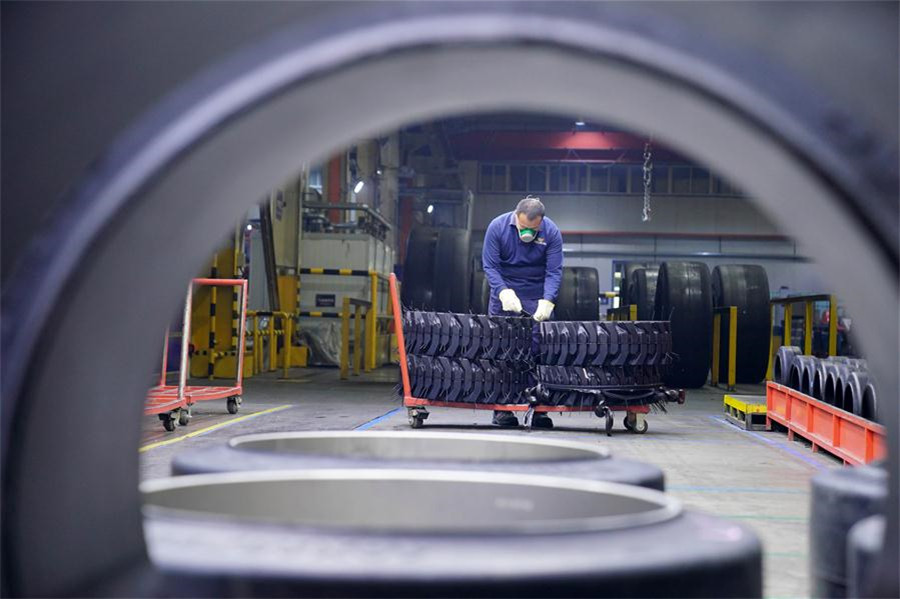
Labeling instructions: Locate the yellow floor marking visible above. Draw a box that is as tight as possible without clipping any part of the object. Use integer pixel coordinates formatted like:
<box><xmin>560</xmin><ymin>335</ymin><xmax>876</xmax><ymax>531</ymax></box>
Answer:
<box><xmin>139</xmin><ymin>405</ymin><xmax>291</xmax><ymax>453</ymax></box>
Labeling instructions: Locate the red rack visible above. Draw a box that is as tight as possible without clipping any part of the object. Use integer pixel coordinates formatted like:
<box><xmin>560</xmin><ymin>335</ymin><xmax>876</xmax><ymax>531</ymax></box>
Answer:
<box><xmin>145</xmin><ymin>278</ymin><xmax>248</xmax><ymax>431</ymax></box>
<box><xmin>389</xmin><ymin>273</ymin><xmax>678</xmax><ymax>434</ymax></box>
<box><xmin>766</xmin><ymin>382</ymin><xmax>886</xmax><ymax>465</ymax></box>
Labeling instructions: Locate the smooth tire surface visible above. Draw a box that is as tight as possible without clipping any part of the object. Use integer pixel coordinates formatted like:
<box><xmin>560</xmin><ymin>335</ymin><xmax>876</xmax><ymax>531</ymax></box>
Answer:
<box><xmin>629</xmin><ymin>267</ymin><xmax>659</xmax><ymax>321</ymax></box>
<box><xmin>653</xmin><ymin>262</ymin><xmax>712</xmax><ymax>388</ymax></box>
<box><xmin>401</xmin><ymin>227</ymin><xmax>440</xmax><ymax>309</ymax></box>
<box><xmin>433</xmin><ymin>228</ymin><xmax>472</xmax><ymax>312</ymax></box>
<box><xmin>842</xmin><ymin>371</ymin><xmax>868</xmax><ymax>416</ymax></box>
<box><xmin>810</xmin><ymin>465</ymin><xmax>888</xmax><ymax>598</ymax></box>
<box><xmin>773</xmin><ymin>346</ymin><xmax>801</xmax><ymax>386</ymax></box>
<box><xmin>470</xmin><ymin>270</ymin><xmax>488</xmax><ymax>314</ymax></box>
<box><xmin>861</xmin><ymin>383</ymin><xmax>878</xmax><ymax>421</ymax></box>
<box><xmin>144</xmin><ymin>470</ymin><xmax>761</xmax><ymax>597</ymax></box>
<box><xmin>555</xmin><ymin>267</ymin><xmax>600</xmax><ymax>321</ymax></box>
<box><xmin>847</xmin><ymin>515</ymin><xmax>885</xmax><ymax>599</ymax></box>
<box><xmin>711</xmin><ymin>265</ymin><xmax>770</xmax><ymax>384</ymax></box>
<box><xmin>171</xmin><ymin>432</ymin><xmax>668</xmax><ymax>491</ymax></box>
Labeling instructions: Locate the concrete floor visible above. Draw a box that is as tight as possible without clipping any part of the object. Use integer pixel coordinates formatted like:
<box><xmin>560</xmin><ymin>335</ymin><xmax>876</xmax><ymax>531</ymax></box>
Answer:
<box><xmin>140</xmin><ymin>366</ymin><xmax>840</xmax><ymax>599</ymax></box>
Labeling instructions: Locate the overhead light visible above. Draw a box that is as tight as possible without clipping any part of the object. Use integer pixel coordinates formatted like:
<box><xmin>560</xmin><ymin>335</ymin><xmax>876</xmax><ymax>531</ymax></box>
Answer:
<box><xmin>376</xmin><ymin>168</ymin><xmax>383</xmax><ymax>176</ymax></box>
<box><xmin>246</xmin><ymin>224</ymin><xmax>253</xmax><ymax>231</ymax></box>
<box><xmin>353</xmin><ymin>180</ymin><xmax>365</xmax><ymax>194</ymax></box>
<box><xmin>574</xmin><ymin>119</ymin><xmax>586</xmax><ymax>126</ymax></box>
<box><xmin>426</xmin><ymin>204</ymin><xmax>434</xmax><ymax>214</ymax></box>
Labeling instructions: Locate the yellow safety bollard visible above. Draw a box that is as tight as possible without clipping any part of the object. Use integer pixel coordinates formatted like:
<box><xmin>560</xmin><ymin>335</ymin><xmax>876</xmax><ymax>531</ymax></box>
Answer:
<box><xmin>354</xmin><ymin>304</ymin><xmax>364</xmax><ymax>376</ymax></box>
<box><xmin>727</xmin><ymin>306</ymin><xmax>737</xmax><ymax>390</ymax></box>
<box><xmin>804</xmin><ymin>301</ymin><xmax>814</xmax><ymax>355</ymax></box>
<box><xmin>340</xmin><ymin>297</ymin><xmax>351</xmax><ymax>380</ymax></box>
<box><xmin>828</xmin><ymin>295</ymin><xmax>838</xmax><ymax>357</ymax></box>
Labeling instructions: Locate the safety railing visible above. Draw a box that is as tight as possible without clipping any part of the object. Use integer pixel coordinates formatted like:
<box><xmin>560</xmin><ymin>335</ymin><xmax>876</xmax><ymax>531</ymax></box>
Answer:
<box><xmin>766</xmin><ymin>294</ymin><xmax>838</xmax><ymax>379</ymax></box>
<box><xmin>711</xmin><ymin>306</ymin><xmax>738</xmax><ymax>391</ymax></box>
<box><xmin>246</xmin><ymin>310</ymin><xmax>294</xmax><ymax>379</ymax></box>
<box><xmin>607</xmin><ymin>304</ymin><xmax>637</xmax><ymax>321</ymax></box>
<box><xmin>340</xmin><ymin>297</ymin><xmax>372</xmax><ymax>379</ymax></box>
<box><xmin>298</xmin><ymin>268</ymin><xmax>395</xmax><ymax>371</ymax></box>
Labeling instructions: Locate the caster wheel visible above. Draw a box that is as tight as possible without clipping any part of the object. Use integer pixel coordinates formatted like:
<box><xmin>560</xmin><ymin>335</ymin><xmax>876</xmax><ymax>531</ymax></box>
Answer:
<box><xmin>407</xmin><ymin>409</ymin><xmax>428</xmax><ymax>429</ymax></box>
<box><xmin>605</xmin><ymin>412</ymin><xmax>614</xmax><ymax>437</ymax></box>
<box><xmin>623</xmin><ymin>415</ymin><xmax>634</xmax><ymax>431</ymax></box>
<box><xmin>633</xmin><ymin>418</ymin><xmax>649</xmax><ymax>434</ymax></box>
<box><xmin>178</xmin><ymin>409</ymin><xmax>191</xmax><ymax>426</ymax></box>
<box><xmin>163</xmin><ymin>415</ymin><xmax>177</xmax><ymax>432</ymax></box>
<box><xmin>227</xmin><ymin>397</ymin><xmax>239</xmax><ymax>414</ymax></box>
<box><xmin>408</xmin><ymin>414</ymin><xmax>423</xmax><ymax>429</ymax></box>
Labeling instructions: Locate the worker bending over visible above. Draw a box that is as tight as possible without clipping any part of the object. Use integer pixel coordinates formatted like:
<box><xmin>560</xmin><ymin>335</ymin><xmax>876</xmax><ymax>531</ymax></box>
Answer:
<box><xmin>482</xmin><ymin>196</ymin><xmax>563</xmax><ymax>428</ymax></box>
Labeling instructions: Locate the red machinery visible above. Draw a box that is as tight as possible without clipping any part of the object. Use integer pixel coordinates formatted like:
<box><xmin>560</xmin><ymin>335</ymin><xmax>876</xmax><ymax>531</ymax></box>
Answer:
<box><xmin>389</xmin><ymin>273</ymin><xmax>683</xmax><ymax>434</ymax></box>
<box><xmin>145</xmin><ymin>278</ymin><xmax>248</xmax><ymax>431</ymax></box>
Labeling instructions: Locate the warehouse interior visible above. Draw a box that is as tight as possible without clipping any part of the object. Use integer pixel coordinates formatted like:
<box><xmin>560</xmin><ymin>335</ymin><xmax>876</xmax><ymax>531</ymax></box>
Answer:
<box><xmin>2</xmin><ymin>3</ymin><xmax>897</xmax><ymax>599</ymax></box>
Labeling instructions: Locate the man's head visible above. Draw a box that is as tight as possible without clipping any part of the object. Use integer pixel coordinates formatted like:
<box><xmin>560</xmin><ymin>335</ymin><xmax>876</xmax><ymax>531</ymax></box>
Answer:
<box><xmin>514</xmin><ymin>196</ymin><xmax>544</xmax><ymax>242</ymax></box>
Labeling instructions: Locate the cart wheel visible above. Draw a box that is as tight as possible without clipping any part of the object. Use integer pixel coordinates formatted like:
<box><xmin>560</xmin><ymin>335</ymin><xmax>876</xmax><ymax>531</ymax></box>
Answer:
<box><xmin>227</xmin><ymin>397</ymin><xmax>239</xmax><ymax>414</ymax></box>
<box><xmin>408</xmin><ymin>414</ymin><xmax>423</xmax><ymax>429</ymax></box>
<box><xmin>632</xmin><ymin>417</ymin><xmax>649</xmax><ymax>435</ymax></box>
<box><xmin>605</xmin><ymin>411</ymin><xmax>614</xmax><ymax>437</ymax></box>
<box><xmin>178</xmin><ymin>408</ymin><xmax>191</xmax><ymax>426</ymax></box>
<box><xmin>163</xmin><ymin>415</ymin><xmax>177</xmax><ymax>432</ymax></box>
<box><xmin>623</xmin><ymin>415</ymin><xmax>634</xmax><ymax>431</ymax></box>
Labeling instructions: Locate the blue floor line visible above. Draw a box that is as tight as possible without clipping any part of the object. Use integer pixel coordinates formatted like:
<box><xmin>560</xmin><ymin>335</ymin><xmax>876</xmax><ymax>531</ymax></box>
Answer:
<box><xmin>355</xmin><ymin>407</ymin><xmax>403</xmax><ymax>430</ymax></box>
<box><xmin>706</xmin><ymin>414</ymin><xmax>828</xmax><ymax>471</ymax></box>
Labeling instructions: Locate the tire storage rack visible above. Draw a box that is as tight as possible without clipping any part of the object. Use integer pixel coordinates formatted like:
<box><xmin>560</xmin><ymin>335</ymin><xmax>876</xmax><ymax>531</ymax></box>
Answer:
<box><xmin>390</xmin><ymin>274</ymin><xmax>684</xmax><ymax>435</ymax></box>
<box><xmin>767</xmin><ymin>347</ymin><xmax>885</xmax><ymax>465</ymax></box>
<box><xmin>144</xmin><ymin>278</ymin><xmax>248</xmax><ymax>431</ymax></box>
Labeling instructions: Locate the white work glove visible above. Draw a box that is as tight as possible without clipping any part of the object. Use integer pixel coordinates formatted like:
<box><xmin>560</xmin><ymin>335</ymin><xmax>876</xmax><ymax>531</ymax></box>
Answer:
<box><xmin>533</xmin><ymin>299</ymin><xmax>554</xmax><ymax>322</ymax></box>
<box><xmin>498</xmin><ymin>288</ymin><xmax>523</xmax><ymax>314</ymax></box>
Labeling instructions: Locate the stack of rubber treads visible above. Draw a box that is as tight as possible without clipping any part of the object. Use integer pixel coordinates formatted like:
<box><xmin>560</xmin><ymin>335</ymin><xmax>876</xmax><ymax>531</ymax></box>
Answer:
<box><xmin>402</xmin><ymin>311</ymin><xmax>534</xmax><ymax>404</ymax></box>
<box><xmin>535</xmin><ymin>321</ymin><xmax>675</xmax><ymax>407</ymax></box>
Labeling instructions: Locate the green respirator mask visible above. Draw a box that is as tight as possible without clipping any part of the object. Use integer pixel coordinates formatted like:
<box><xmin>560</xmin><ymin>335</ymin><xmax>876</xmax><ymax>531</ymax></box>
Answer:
<box><xmin>518</xmin><ymin>227</ymin><xmax>538</xmax><ymax>243</ymax></box>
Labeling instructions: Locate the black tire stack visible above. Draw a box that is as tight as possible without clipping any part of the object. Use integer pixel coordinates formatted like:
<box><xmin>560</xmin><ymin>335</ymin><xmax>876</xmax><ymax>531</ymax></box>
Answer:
<box><xmin>554</xmin><ymin>266</ymin><xmax>600</xmax><ymax>321</ymax></box>
<box><xmin>774</xmin><ymin>347</ymin><xmax>877</xmax><ymax>420</ymax></box>
<box><xmin>711</xmin><ymin>265</ymin><xmax>770</xmax><ymax>384</ymax></box>
<box><xmin>402</xmin><ymin>226</ymin><xmax>471</xmax><ymax>312</ymax></box>
<box><xmin>536</xmin><ymin>320</ymin><xmax>675</xmax><ymax>407</ymax></box>
<box><xmin>653</xmin><ymin>262</ymin><xmax>713</xmax><ymax>388</ymax></box>
<box><xmin>403</xmin><ymin>311</ymin><xmax>534</xmax><ymax>404</ymax></box>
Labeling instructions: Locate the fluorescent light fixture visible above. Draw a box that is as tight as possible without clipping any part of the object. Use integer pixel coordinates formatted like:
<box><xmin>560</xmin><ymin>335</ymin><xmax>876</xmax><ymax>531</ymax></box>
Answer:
<box><xmin>426</xmin><ymin>204</ymin><xmax>434</xmax><ymax>214</ymax></box>
<box><xmin>353</xmin><ymin>180</ymin><xmax>365</xmax><ymax>194</ymax></box>
<box><xmin>246</xmin><ymin>224</ymin><xmax>253</xmax><ymax>231</ymax></box>
<box><xmin>376</xmin><ymin>169</ymin><xmax>383</xmax><ymax>176</ymax></box>
<box><xmin>574</xmin><ymin>119</ymin><xmax>585</xmax><ymax>126</ymax></box>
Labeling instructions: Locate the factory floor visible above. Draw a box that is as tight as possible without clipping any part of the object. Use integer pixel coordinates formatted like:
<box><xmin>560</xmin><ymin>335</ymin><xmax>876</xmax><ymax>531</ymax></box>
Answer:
<box><xmin>140</xmin><ymin>366</ymin><xmax>840</xmax><ymax>599</ymax></box>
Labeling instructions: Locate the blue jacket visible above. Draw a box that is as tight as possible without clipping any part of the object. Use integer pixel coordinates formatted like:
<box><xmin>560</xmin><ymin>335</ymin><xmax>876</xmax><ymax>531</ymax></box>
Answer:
<box><xmin>482</xmin><ymin>211</ymin><xmax>563</xmax><ymax>301</ymax></box>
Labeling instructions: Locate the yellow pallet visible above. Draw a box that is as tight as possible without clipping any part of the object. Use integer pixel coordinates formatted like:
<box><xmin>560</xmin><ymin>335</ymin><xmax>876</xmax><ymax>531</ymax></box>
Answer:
<box><xmin>723</xmin><ymin>394</ymin><xmax>767</xmax><ymax>431</ymax></box>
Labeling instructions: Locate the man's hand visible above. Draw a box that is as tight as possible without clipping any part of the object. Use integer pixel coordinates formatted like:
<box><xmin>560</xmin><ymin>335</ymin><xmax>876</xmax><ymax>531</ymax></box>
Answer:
<box><xmin>498</xmin><ymin>289</ymin><xmax>523</xmax><ymax>314</ymax></box>
<box><xmin>533</xmin><ymin>299</ymin><xmax>554</xmax><ymax>322</ymax></box>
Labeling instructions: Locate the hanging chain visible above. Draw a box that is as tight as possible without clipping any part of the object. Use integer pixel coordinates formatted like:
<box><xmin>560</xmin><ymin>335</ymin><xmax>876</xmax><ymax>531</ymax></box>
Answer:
<box><xmin>642</xmin><ymin>140</ymin><xmax>653</xmax><ymax>222</ymax></box>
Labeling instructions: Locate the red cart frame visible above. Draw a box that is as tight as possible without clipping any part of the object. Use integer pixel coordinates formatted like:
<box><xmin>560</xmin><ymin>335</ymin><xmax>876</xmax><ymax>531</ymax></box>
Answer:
<box><xmin>145</xmin><ymin>277</ymin><xmax>248</xmax><ymax>431</ymax></box>
<box><xmin>389</xmin><ymin>273</ymin><xmax>679</xmax><ymax>433</ymax></box>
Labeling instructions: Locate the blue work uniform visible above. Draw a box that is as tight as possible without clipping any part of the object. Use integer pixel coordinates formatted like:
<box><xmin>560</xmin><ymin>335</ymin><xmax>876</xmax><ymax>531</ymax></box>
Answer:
<box><xmin>482</xmin><ymin>211</ymin><xmax>563</xmax><ymax>319</ymax></box>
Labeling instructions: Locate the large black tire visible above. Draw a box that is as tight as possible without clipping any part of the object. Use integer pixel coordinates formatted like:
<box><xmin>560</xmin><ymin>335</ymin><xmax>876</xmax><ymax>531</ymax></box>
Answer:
<box><xmin>555</xmin><ymin>267</ymin><xmax>600</xmax><ymax>321</ymax></box>
<box><xmin>620</xmin><ymin>262</ymin><xmax>648</xmax><ymax>307</ymax></box>
<box><xmin>711</xmin><ymin>265</ymin><xmax>770</xmax><ymax>384</ymax></box>
<box><xmin>773</xmin><ymin>346</ymin><xmax>801</xmax><ymax>386</ymax></box>
<box><xmin>470</xmin><ymin>270</ymin><xmax>487</xmax><ymax>314</ymax></box>
<box><xmin>401</xmin><ymin>227</ymin><xmax>440</xmax><ymax>309</ymax></box>
<box><xmin>842</xmin><ymin>370</ymin><xmax>869</xmax><ymax>417</ymax></box>
<box><xmin>2</xmin><ymin>3</ymin><xmax>897</xmax><ymax>598</ymax></box>
<box><xmin>629</xmin><ymin>267</ymin><xmax>659</xmax><ymax>321</ymax></box>
<box><xmin>433</xmin><ymin>228</ymin><xmax>471</xmax><ymax>312</ymax></box>
<box><xmin>810</xmin><ymin>465</ymin><xmax>888</xmax><ymax>598</ymax></box>
<box><xmin>402</xmin><ymin>227</ymin><xmax>471</xmax><ymax>312</ymax></box>
<box><xmin>171</xmin><ymin>431</ymin><xmax>666</xmax><ymax>490</ymax></box>
<box><xmin>653</xmin><ymin>262</ymin><xmax>713</xmax><ymax>388</ymax></box>
<box><xmin>788</xmin><ymin>356</ymin><xmax>817</xmax><ymax>395</ymax></box>
<box><xmin>861</xmin><ymin>382</ymin><xmax>878</xmax><ymax>421</ymax></box>
<box><xmin>847</xmin><ymin>515</ymin><xmax>885</xmax><ymax>599</ymax></box>
<box><xmin>144</xmin><ymin>470</ymin><xmax>761</xmax><ymax>597</ymax></box>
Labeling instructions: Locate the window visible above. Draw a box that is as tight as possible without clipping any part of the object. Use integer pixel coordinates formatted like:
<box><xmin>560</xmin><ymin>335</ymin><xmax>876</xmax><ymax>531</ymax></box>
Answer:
<box><xmin>628</xmin><ymin>166</ymin><xmax>643</xmax><ymax>194</ymax></box>
<box><xmin>609</xmin><ymin>165</ymin><xmax>628</xmax><ymax>193</ymax></box>
<box><xmin>691</xmin><ymin>168</ymin><xmax>710</xmax><ymax>194</ymax></box>
<box><xmin>527</xmin><ymin>165</ymin><xmax>547</xmax><ymax>192</ymax></box>
<box><xmin>308</xmin><ymin>168</ymin><xmax>323</xmax><ymax>191</ymax></box>
<box><xmin>652</xmin><ymin>166</ymin><xmax>669</xmax><ymax>193</ymax></box>
<box><xmin>492</xmin><ymin>165</ymin><xmax>507</xmax><ymax>191</ymax></box>
<box><xmin>548</xmin><ymin>165</ymin><xmax>562</xmax><ymax>192</ymax></box>
<box><xmin>589</xmin><ymin>165</ymin><xmax>609</xmax><ymax>192</ymax></box>
<box><xmin>510</xmin><ymin>165</ymin><xmax>527</xmax><ymax>192</ymax></box>
<box><xmin>671</xmin><ymin>166</ymin><xmax>691</xmax><ymax>194</ymax></box>
<box><xmin>569</xmin><ymin>164</ymin><xmax>587</xmax><ymax>192</ymax></box>
<box><xmin>480</xmin><ymin>164</ymin><xmax>494</xmax><ymax>191</ymax></box>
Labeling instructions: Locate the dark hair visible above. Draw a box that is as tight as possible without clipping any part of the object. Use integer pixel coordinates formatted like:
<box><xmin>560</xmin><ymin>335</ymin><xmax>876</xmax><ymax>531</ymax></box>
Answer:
<box><xmin>515</xmin><ymin>195</ymin><xmax>545</xmax><ymax>220</ymax></box>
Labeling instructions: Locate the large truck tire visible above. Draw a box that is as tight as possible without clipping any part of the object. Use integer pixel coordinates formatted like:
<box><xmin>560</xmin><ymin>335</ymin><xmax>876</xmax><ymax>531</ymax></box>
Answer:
<box><xmin>144</xmin><ymin>470</ymin><xmax>761</xmax><ymax>597</ymax></box>
<box><xmin>171</xmin><ymin>431</ymin><xmax>666</xmax><ymax>491</ymax></box>
<box><xmin>710</xmin><ymin>265</ymin><xmax>770</xmax><ymax>384</ymax></box>
<box><xmin>629</xmin><ymin>266</ymin><xmax>659</xmax><ymax>321</ymax></box>
<box><xmin>653</xmin><ymin>262</ymin><xmax>713</xmax><ymax>388</ymax></box>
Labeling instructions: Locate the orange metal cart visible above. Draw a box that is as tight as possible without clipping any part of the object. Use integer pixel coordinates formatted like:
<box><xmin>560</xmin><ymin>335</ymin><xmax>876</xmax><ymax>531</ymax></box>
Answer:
<box><xmin>389</xmin><ymin>273</ymin><xmax>682</xmax><ymax>434</ymax></box>
<box><xmin>145</xmin><ymin>277</ymin><xmax>248</xmax><ymax>431</ymax></box>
